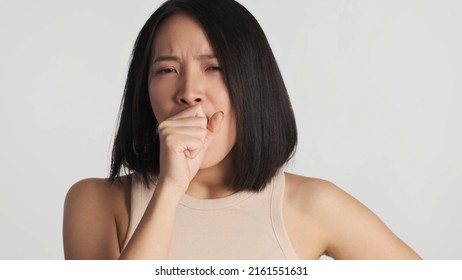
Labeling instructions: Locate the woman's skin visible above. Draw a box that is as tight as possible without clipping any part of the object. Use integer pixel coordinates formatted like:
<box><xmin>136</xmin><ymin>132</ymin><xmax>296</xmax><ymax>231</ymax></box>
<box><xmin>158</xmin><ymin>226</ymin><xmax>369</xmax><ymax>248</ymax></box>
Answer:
<box><xmin>63</xmin><ymin>13</ymin><xmax>421</xmax><ymax>260</ymax></box>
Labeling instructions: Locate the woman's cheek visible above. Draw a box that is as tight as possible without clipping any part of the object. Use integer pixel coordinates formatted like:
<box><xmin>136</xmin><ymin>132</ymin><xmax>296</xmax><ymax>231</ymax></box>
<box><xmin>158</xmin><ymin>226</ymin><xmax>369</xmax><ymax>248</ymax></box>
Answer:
<box><xmin>149</xmin><ymin>92</ymin><xmax>171</xmax><ymax>122</ymax></box>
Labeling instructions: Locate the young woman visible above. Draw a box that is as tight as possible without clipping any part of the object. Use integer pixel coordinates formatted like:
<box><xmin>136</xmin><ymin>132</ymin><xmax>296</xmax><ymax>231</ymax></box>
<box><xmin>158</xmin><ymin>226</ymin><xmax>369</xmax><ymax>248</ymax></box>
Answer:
<box><xmin>63</xmin><ymin>0</ymin><xmax>421</xmax><ymax>260</ymax></box>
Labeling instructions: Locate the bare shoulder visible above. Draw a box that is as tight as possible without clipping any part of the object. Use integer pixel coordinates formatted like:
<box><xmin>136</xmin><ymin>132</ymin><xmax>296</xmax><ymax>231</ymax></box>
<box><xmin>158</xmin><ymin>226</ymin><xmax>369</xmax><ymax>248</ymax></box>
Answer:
<box><xmin>283</xmin><ymin>172</ymin><xmax>345</xmax><ymax>259</ymax></box>
<box><xmin>65</xmin><ymin>177</ymin><xmax>129</xmax><ymax>211</ymax></box>
<box><xmin>63</xmin><ymin>176</ymin><xmax>130</xmax><ymax>259</ymax></box>
<box><xmin>283</xmin><ymin>172</ymin><xmax>421</xmax><ymax>260</ymax></box>
<box><xmin>284</xmin><ymin>172</ymin><xmax>341</xmax><ymax>208</ymax></box>
<box><xmin>284</xmin><ymin>172</ymin><xmax>370</xmax><ymax>219</ymax></box>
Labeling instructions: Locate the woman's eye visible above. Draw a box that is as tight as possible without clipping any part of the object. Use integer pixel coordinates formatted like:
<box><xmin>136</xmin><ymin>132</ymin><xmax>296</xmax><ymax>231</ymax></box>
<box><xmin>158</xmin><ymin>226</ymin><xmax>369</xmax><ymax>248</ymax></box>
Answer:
<box><xmin>155</xmin><ymin>68</ymin><xmax>177</xmax><ymax>75</ymax></box>
<box><xmin>206</xmin><ymin>65</ymin><xmax>222</xmax><ymax>72</ymax></box>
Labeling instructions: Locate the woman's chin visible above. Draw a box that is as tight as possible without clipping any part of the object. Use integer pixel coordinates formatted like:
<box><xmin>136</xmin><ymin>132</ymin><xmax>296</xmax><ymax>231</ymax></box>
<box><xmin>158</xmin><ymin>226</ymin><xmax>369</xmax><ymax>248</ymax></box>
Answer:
<box><xmin>198</xmin><ymin>149</ymin><xmax>234</xmax><ymax>171</ymax></box>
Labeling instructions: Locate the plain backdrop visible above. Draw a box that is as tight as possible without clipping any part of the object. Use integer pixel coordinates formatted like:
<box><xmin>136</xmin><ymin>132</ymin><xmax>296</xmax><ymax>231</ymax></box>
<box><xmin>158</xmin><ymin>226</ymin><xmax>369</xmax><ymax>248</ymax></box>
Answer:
<box><xmin>0</xmin><ymin>0</ymin><xmax>461</xmax><ymax>259</ymax></box>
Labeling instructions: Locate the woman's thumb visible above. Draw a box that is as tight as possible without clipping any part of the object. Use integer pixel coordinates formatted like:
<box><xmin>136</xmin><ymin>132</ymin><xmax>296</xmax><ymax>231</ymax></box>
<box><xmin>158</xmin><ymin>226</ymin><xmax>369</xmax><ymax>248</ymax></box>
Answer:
<box><xmin>207</xmin><ymin>111</ymin><xmax>224</xmax><ymax>134</ymax></box>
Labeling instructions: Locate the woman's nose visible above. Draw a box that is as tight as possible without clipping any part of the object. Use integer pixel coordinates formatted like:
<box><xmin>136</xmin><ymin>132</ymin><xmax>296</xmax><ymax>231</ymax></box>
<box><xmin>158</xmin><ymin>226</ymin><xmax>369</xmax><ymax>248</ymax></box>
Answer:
<box><xmin>176</xmin><ymin>73</ymin><xmax>204</xmax><ymax>105</ymax></box>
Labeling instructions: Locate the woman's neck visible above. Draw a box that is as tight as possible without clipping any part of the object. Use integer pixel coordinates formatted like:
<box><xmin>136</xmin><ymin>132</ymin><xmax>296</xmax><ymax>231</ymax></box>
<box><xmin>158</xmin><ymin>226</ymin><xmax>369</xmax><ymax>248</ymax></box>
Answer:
<box><xmin>185</xmin><ymin>153</ymin><xmax>235</xmax><ymax>199</ymax></box>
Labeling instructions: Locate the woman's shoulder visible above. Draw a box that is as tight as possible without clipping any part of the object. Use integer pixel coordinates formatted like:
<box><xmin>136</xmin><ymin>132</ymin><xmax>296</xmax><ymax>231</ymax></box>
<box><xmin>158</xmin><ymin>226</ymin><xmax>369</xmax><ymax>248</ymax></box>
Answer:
<box><xmin>283</xmin><ymin>172</ymin><xmax>345</xmax><ymax>259</ymax></box>
<box><xmin>65</xmin><ymin>176</ymin><xmax>131</xmax><ymax>214</ymax></box>
<box><xmin>283</xmin><ymin>172</ymin><xmax>421</xmax><ymax>259</ymax></box>
<box><xmin>64</xmin><ymin>175</ymin><xmax>131</xmax><ymax>227</ymax></box>
<box><xmin>63</xmin><ymin>176</ymin><xmax>131</xmax><ymax>259</ymax></box>
<box><xmin>283</xmin><ymin>172</ymin><xmax>346</xmax><ymax>210</ymax></box>
<box><xmin>284</xmin><ymin>172</ymin><xmax>379</xmax><ymax>218</ymax></box>
<box><xmin>283</xmin><ymin>172</ymin><xmax>370</xmax><ymax>238</ymax></box>
<box><xmin>66</xmin><ymin>176</ymin><xmax>129</xmax><ymax>200</ymax></box>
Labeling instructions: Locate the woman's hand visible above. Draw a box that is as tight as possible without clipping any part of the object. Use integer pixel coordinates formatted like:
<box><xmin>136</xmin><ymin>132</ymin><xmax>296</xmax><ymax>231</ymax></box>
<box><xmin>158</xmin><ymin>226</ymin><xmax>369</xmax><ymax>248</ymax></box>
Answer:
<box><xmin>157</xmin><ymin>104</ymin><xmax>224</xmax><ymax>193</ymax></box>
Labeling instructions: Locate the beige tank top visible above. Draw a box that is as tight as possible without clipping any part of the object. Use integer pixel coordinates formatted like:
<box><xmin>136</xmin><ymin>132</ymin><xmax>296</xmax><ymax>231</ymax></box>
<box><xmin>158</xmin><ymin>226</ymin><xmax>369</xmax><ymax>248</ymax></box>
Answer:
<box><xmin>122</xmin><ymin>171</ymin><xmax>299</xmax><ymax>259</ymax></box>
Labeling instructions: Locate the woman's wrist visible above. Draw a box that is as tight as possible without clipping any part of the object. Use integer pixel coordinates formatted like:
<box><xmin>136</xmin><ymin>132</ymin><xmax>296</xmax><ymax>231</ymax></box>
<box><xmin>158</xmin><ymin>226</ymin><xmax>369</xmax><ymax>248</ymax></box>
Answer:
<box><xmin>153</xmin><ymin>180</ymin><xmax>187</xmax><ymax>202</ymax></box>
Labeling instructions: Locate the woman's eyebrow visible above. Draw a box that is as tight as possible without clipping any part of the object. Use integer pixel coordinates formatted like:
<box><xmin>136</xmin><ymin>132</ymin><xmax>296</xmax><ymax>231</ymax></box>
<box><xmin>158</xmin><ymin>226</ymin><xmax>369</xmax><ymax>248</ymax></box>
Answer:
<box><xmin>153</xmin><ymin>54</ymin><xmax>217</xmax><ymax>64</ymax></box>
<box><xmin>152</xmin><ymin>55</ymin><xmax>179</xmax><ymax>64</ymax></box>
<box><xmin>198</xmin><ymin>54</ymin><xmax>217</xmax><ymax>60</ymax></box>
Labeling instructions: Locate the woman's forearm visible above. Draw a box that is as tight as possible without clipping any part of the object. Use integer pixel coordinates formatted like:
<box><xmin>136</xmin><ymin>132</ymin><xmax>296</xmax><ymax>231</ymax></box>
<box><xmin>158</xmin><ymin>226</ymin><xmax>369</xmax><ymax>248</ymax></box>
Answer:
<box><xmin>118</xmin><ymin>183</ymin><xmax>183</xmax><ymax>260</ymax></box>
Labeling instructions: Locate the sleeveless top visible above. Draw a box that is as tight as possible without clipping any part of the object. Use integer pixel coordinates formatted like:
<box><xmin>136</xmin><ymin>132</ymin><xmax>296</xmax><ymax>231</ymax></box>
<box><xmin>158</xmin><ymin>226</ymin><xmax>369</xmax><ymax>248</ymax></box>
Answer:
<box><xmin>122</xmin><ymin>171</ymin><xmax>299</xmax><ymax>259</ymax></box>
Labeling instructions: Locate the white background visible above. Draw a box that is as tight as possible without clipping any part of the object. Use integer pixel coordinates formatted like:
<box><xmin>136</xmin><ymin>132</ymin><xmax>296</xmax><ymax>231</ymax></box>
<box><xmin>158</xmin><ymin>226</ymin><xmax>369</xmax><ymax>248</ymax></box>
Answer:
<box><xmin>0</xmin><ymin>0</ymin><xmax>461</xmax><ymax>259</ymax></box>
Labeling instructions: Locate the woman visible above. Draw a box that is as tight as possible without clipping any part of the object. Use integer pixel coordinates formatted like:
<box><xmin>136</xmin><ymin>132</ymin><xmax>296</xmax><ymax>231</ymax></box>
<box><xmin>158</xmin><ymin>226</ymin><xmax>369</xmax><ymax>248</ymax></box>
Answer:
<box><xmin>63</xmin><ymin>0</ymin><xmax>420</xmax><ymax>260</ymax></box>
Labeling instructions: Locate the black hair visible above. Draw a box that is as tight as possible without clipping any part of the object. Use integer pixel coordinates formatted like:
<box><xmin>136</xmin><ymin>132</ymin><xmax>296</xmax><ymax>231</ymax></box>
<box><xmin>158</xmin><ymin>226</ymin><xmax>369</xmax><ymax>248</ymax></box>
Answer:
<box><xmin>109</xmin><ymin>0</ymin><xmax>297</xmax><ymax>192</ymax></box>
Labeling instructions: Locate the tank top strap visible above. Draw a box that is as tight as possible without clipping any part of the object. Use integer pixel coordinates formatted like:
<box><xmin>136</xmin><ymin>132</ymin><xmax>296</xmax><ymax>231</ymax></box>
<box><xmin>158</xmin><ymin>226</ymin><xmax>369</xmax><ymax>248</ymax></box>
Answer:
<box><xmin>270</xmin><ymin>171</ymin><xmax>300</xmax><ymax>259</ymax></box>
<box><xmin>121</xmin><ymin>176</ymin><xmax>154</xmax><ymax>251</ymax></box>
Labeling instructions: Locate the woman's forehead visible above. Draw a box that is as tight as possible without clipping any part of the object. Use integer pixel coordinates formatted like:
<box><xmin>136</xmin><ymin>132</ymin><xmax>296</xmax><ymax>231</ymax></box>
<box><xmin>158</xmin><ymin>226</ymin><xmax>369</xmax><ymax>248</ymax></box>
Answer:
<box><xmin>152</xmin><ymin>13</ymin><xmax>215</xmax><ymax>58</ymax></box>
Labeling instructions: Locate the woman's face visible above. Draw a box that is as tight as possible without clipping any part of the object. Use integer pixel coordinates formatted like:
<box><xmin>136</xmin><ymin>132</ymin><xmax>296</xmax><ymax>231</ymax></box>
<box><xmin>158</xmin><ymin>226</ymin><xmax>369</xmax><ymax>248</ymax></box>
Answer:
<box><xmin>148</xmin><ymin>12</ymin><xmax>236</xmax><ymax>169</ymax></box>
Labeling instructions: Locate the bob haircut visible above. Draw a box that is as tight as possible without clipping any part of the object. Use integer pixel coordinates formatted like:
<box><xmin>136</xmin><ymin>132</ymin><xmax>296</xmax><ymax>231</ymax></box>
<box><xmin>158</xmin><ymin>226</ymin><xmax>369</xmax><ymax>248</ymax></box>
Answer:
<box><xmin>109</xmin><ymin>0</ymin><xmax>297</xmax><ymax>192</ymax></box>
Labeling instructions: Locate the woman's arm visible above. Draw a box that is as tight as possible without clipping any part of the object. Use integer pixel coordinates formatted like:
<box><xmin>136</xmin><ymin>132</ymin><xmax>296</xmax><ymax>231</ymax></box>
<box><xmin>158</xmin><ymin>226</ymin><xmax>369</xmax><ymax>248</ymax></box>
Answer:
<box><xmin>118</xmin><ymin>184</ymin><xmax>182</xmax><ymax>259</ymax></box>
<box><xmin>285</xmin><ymin>173</ymin><xmax>421</xmax><ymax>259</ymax></box>
<box><xmin>118</xmin><ymin>106</ymin><xmax>224</xmax><ymax>259</ymax></box>
<box><xmin>63</xmin><ymin>178</ymin><xmax>183</xmax><ymax>260</ymax></box>
<box><xmin>321</xmin><ymin>182</ymin><xmax>420</xmax><ymax>259</ymax></box>
<box><xmin>63</xmin><ymin>178</ymin><xmax>125</xmax><ymax>259</ymax></box>
<box><xmin>64</xmin><ymin>106</ymin><xmax>224</xmax><ymax>259</ymax></box>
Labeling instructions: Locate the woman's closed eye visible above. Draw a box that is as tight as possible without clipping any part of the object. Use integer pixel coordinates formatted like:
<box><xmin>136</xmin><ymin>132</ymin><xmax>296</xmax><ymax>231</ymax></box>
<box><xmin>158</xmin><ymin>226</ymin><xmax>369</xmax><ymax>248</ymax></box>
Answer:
<box><xmin>205</xmin><ymin>65</ymin><xmax>222</xmax><ymax>72</ymax></box>
<box><xmin>155</xmin><ymin>68</ymin><xmax>178</xmax><ymax>75</ymax></box>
